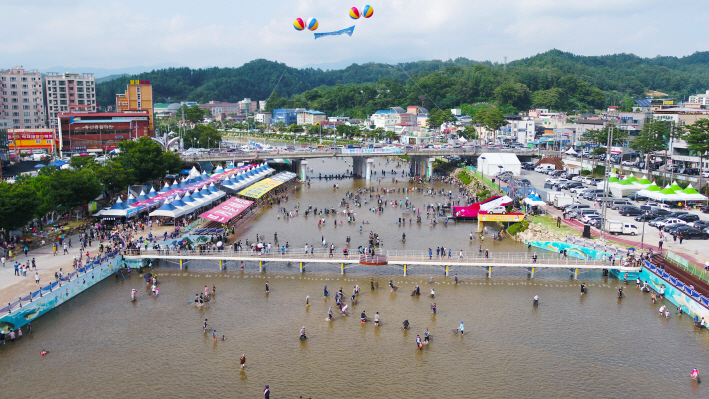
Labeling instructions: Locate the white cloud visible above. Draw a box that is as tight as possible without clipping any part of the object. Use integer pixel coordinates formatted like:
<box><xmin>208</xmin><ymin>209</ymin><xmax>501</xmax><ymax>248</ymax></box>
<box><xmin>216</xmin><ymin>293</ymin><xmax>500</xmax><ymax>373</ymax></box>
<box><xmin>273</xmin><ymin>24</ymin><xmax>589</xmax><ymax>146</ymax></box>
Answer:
<box><xmin>0</xmin><ymin>0</ymin><xmax>707</xmax><ymax>70</ymax></box>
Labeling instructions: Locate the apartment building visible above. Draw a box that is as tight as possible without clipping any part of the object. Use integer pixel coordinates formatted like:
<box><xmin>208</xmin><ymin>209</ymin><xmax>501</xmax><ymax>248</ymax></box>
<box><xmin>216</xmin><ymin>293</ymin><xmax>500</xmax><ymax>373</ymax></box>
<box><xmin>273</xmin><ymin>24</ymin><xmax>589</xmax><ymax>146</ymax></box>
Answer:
<box><xmin>44</xmin><ymin>72</ymin><xmax>96</xmax><ymax>131</ymax></box>
<box><xmin>688</xmin><ymin>90</ymin><xmax>709</xmax><ymax>106</ymax></box>
<box><xmin>0</xmin><ymin>67</ymin><xmax>46</xmax><ymax>129</ymax></box>
<box><xmin>297</xmin><ymin>110</ymin><xmax>327</xmax><ymax>126</ymax></box>
<box><xmin>116</xmin><ymin>80</ymin><xmax>154</xmax><ymax>134</ymax></box>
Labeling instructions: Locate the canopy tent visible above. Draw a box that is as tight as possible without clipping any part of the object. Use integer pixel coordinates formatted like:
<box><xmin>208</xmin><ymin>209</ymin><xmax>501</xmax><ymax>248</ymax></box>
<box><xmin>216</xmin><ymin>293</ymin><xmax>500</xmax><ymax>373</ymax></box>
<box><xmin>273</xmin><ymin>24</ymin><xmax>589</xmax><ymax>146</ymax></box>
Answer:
<box><xmin>637</xmin><ymin>183</ymin><xmax>708</xmax><ymax>202</ymax></box>
<box><xmin>523</xmin><ymin>194</ymin><xmax>546</xmax><ymax>206</ymax></box>
<box><xmin>188</xmin><ymin>166</ymin><xmax>201</xmax><ymax>180</ymax></box>
<box><xmin>598</xmin><ymin>175</ymin><xmax>654</xmax><ymax>198</ymax></box>
<box><xmin>147</xmin><ymin>187</ymin><xmax>158</xmax><ymax>199</ymax></box>
<box><xmin>238</xmin><ymin>178</ymin><xmax>284</xmax><ymax>199</ymax></box>
<box><xmin>199</xmin><ymin>197</ymin><xmax>254</xmax><ymax>223</ymax></box>
<box><xmin>125</xmin><ymin>194</ymin><xmax>137</xmax><ymax>205</ymax></box>
<box><xmin>565</xmin><ymin>148</ymin><xmax>578</xmax><ymax>155</ymax></box>
<box><xmin>135</xmin><ymin>190</ymin><xmax>149</xmax><ymax>202</ymax></box>
<box><xmin>476</xmin><ymin>153</ymin><xmax>522</xmax><ymax>176</ymax></box>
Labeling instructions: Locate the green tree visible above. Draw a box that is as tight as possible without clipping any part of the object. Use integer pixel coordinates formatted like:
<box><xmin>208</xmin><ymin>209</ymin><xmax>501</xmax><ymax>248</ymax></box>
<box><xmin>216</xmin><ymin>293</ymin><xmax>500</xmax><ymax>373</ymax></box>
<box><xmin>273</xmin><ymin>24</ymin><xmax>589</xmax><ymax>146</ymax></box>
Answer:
<box><xmin>70</xmin><ymin>155</ymin><xmax>97</xmax><ymax>170</ymax></box>
<box><xmin>178</xmin><ymin>105</ymin><xmax>210</xmax><ymax>124</ymax></box>
<box><xmin>50</xmin><ymin>168</ymin><xmax>103</xmax><ymax>209</ymax></box>
<box><xmin>95</xmin><ymin>161</ymin><xmax>135</xmax><ymax>194</ymax></box>
<box><xmin>427</xmin><ymin>108</ymin><xmax>457</xmax><ymax>129</ymax></box>
<box><xmin>493</xmin><ymin>83</ymin><xmax>531</xmax><ymax>109</ymax></box>
<box><xmin>0</xmin><ymin>181</ymin><xmax>40</xmax><ymax>231</ymax></box>
<box><xmin>460</xmin><ymin>126</ymin><xmax>478</xmax><ymax>140</ymax></box>
<box><xmin>473</xmin><ymin>107</ymin><xmax>508</xmax><ymax>133</ymax></box>
<box><xmin>630</xmin><ymin>121</ymin><xmax>669</xmax><ymax>170</ymax></box>
<box><xmin>683</xmin><ymin>118</ymin><xmax>709</xmax><ymax>195</ymax></box>
<box><xmin>184</xmin><ymin>124</ymin><xmax>223</xmax><ymax>148</ymax></box>
<box><xmin>116</xmin><ymin>136</ymin><xmax>184</xmax><ymax>183</ymax></box>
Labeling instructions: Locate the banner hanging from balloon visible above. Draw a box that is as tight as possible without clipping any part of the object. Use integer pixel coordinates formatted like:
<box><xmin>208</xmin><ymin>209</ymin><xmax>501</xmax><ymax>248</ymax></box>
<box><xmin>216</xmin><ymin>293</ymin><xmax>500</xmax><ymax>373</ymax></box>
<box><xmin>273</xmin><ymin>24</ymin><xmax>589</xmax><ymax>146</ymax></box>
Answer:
<box><xmin>314</xmin><ymin>25</ymin><xmax>355</xmax><ymax>39</ymax></box>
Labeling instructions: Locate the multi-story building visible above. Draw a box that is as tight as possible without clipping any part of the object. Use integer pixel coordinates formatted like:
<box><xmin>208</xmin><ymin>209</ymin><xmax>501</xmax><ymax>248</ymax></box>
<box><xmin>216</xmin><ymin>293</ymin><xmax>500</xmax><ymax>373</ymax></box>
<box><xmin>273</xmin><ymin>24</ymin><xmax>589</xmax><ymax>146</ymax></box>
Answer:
<box><xmin>259</xmin><ymin>101</ymin><xmax>267</xmax><ymax>112</ymax></box>
<box><xmin>240</xmin><ymin>98</ymin><xmax>253</xmax><ymax>115</ymax></box>
<box><xmin>44</xmin><ymin>72</ymin><xmax>96</xmax><ymax>132</ymax></box>
<box><xmin>116</xmin><ymin>80</ymin><xmax>154</xmax><ymax>135</ymax></box>
<box><xmin>0</xmin><ymin>67</ymin><xmax>46</xmax><ymax>129</ymax></box>
<box><xmin>688</xmin><ymin>90</ymin><xmax>709</xmax><ymax>106</ymax></box>
<box><xmin>371</xmin><ymin>107</ymin><xmax>416</xmax><ymax>131</ymax></box>
<box><xmin>198</xmin><ymin>101</ymin><xmax>241</xmax><ymax>116</ymax></box>
<box><xmin>297</xmin><ymin>110</ymin><xmax>327</xmax><ymax>126</ymax></box>
<box><xmin>57</xmin><ymin>111</ymin><xmax>150</xmax><ymax>154</ymax></box>
<box><xmin>254</xmin><ymin>112</ymin><xmax>271</xmax><ymax>125</ymax></box>
<box><xmin>271</xmin><ymin>108</ymin><xmax>301</xmax><ymax>126</ymax></box>
<box><xmin>7</xmin><ymin>128</ymin><xmax>56</xmax><ymax>155</ymax></box>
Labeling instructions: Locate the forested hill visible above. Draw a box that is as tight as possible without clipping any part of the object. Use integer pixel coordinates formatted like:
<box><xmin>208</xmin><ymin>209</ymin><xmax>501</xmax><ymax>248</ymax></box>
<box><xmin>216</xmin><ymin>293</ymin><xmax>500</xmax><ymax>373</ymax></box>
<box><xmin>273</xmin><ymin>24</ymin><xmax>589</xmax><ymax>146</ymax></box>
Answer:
<box><xmin>95</xmin><ymin>58</ymin><xmax>485</xmax><ymax>106</ymax></box>
<box><xmin>96</xmin><ymin>50</ymin><xmax>709</xmax><ymax>117</ymax></box>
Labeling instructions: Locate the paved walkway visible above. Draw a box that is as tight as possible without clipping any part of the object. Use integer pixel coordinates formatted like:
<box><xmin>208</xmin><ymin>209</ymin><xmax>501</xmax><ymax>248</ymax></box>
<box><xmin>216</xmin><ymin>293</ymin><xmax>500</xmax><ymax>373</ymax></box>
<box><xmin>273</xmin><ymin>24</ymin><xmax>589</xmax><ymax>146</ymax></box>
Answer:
<box><xmin>0</xmin><ymin>224</ymin><xmax>176</xmax><ymax>305</ymax></box>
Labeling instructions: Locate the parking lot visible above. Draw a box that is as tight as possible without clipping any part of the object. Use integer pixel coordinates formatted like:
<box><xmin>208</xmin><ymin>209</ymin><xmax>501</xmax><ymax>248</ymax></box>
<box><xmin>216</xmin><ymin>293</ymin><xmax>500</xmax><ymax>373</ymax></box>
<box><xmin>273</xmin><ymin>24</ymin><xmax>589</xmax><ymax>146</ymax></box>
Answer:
<box><xmin>519</xmin><ymin>167</ymin><xmax>709</xmax><ymax>259</ymax></box>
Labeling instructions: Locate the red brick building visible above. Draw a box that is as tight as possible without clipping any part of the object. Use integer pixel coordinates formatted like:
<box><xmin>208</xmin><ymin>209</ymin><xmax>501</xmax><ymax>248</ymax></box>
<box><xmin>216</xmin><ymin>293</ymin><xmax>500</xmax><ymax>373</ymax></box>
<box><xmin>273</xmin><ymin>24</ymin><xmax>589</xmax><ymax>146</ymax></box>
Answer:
<box><xmin>57</xmin><ymin>111</ymin><xmax>150</xmax><ymax>154</ymax></box>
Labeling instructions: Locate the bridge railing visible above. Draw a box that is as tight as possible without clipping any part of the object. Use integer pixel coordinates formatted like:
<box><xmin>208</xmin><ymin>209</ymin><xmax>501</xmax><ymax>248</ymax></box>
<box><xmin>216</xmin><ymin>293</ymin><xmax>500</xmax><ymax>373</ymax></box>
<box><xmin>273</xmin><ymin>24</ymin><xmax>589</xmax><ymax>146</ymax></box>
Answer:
<box><xmin>385</xmin><ymin>250</ymin><xmax>607</xmax><ymax>266</ymax></box>
<box><xmin>124</xmin><ymin>248</ymin><xmax>608</xmax><ymax>267</ymax></box>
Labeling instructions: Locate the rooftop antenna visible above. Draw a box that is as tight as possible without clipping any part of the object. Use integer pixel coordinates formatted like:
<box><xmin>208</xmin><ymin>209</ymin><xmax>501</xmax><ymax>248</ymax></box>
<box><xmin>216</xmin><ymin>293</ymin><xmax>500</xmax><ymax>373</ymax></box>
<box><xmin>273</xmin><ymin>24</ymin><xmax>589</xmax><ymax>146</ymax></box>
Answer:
<box><xmin>504</xmin><ymin>56</ymin><xmax>507</xmax><ymax>72</ymax></box>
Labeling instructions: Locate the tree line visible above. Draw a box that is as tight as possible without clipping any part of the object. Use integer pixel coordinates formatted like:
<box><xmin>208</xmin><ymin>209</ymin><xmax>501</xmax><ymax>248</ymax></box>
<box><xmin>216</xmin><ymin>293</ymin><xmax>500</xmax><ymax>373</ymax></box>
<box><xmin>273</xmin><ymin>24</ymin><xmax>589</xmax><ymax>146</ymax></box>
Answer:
<box><xmin>98</xmin><ymin>50</ymin><xmax>709</xmax><ymax>117</ymax></box>
<box><xmin>0</xmin><ymin>137</ymin><xmax>184</xmax><ymax>232</ymax></box>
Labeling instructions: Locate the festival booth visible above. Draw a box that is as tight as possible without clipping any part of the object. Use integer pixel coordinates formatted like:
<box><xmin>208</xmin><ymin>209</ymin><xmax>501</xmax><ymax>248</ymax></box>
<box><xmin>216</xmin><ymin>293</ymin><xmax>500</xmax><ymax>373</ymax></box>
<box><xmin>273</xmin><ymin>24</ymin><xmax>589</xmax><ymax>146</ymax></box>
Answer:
<box><xmin>237</xmin><ymin>171</ymin><xmax>299</xmax><ymax>203</ymax></box>
<box><xmin>636</xmin><ymin>182</ymin><xmax>708</xmax><ymax>206</ymax></box>
<box><xmin>451</xmin><ymin>195</ymin><xmax>513</xmax><ymax>219</ymax></box>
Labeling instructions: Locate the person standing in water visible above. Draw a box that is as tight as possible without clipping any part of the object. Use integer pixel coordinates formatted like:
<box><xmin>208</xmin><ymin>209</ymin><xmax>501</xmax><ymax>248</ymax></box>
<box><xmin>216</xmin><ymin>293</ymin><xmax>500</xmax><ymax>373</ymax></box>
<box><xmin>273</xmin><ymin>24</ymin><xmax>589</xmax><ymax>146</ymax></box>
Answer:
<box><xmin>424</xmin><ymin>329</ymin><xmax>430</xmax><ymax>342</ymax></box>
<box><xmin>306</xmin><ymin>295</ymin><xmax>310</xmax><ymax>307</ymax></box>
<box><xmin>240</xmin><ymin>354</ymin><xmax>246</xmax><ymax>369</ymax></box>
<box><xmin>389</xmin><ymin>280</ymin><xmax>395</xmax><ymax>292</ymax></box>
<box><xmin>580</xmin><ymin>283</ymin><xmax>586</xmax><ymax>295</ymax></box>
<box><xmin>360</xmin><ymin>310</ymin><xmax>367</xmax><ymax>323</ymax></box>
<box><xmin>431</xmin><ymin>303</ymin><xmax>437</xmax><ymax>314</ymax></box>
<box><xmin>203</xmin><ymin>319</ymin><xmax>208</xmax><ymax>332</ymax></box>
<box><xmin>454</xmin><ymin>274</ymin><xmax>458</xmax><ymax>284</ymax></box>
<box><xmin>265</xmin><ymin>281</ymin><xmax>269</xmax><ymax>293</ymax></box>
<box><xmin>131</xmin><ymin>289</ymin><xmax>137</xmax><ymax>301</ymax></box>
<box><xmin>416</xmin><ymin>335</ymin><xmax>422</xmax><ymax>349</ymax></box>
<box><xmin>328</xmin><ymin>307</ymin><xmax>333</xmax><ymax>320</ymax></box>
<box><xmin>533</xmin><ymin>295</ymin><xmax>539</xmax><ymax>307</ymax></box>
<box><xmin>374</xmin><ymin>312</ymin><xmax>380</xmax><ymax>326</ymax></box>
<box><xmin>691</xmin><ymin>368</ymin><xmax>699</xmax><ymax>382</ymax></box>
<box><xmin>459</xmin><ymin>321</ymin><xmax>465</xmax><ymax>335</ymax></box>
<box><xmin>371</xmin><ymin>279</ymin><xmax>375</xmax><ymax>291</ymax></box>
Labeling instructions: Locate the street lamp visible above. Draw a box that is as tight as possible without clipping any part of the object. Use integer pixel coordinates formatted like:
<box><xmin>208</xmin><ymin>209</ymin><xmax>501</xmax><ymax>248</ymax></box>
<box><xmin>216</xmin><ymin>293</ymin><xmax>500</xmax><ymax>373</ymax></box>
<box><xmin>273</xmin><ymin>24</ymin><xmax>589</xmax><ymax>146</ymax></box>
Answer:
<box><xmin>480</xmin><ymin>156</ymin><xmax>486</xmax><ymax>177</ymax></box>
<box><xmin>498</xmin><ymin>165</ymin><xmax>503</xmax><ymax>190</ymax></box>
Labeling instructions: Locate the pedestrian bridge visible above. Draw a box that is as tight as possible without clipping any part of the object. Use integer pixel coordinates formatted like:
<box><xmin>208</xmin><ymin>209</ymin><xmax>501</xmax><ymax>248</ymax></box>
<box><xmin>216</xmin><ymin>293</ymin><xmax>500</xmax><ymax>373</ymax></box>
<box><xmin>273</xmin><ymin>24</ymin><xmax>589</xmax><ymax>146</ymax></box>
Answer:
<box><xmin>123</xmin><ymin>249</ymin><xmax>636</xmax><ymax>277</ymax></box>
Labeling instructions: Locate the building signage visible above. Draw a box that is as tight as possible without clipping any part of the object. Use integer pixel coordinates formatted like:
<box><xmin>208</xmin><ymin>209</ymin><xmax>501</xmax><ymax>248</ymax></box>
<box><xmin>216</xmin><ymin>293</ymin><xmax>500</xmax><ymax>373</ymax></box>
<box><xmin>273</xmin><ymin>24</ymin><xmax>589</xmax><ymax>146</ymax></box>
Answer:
<box><xmin>341</xmin><ymin>147</ymin><xmax>402</xmax><ymax>155</ymax></box>
<box><xmin>130</xmin><ymin>80</ymin><xmax>150</xmax><ymax>85</ymax></box>
<box><xmin>8</xmin><ymin>130</ymin><xmax>55</xmax><ymax>150</ymax></box>
<box><xmin>74</xmin><ymin>124</ymin><xmax>116</xmax><ymax>130</ymax></box>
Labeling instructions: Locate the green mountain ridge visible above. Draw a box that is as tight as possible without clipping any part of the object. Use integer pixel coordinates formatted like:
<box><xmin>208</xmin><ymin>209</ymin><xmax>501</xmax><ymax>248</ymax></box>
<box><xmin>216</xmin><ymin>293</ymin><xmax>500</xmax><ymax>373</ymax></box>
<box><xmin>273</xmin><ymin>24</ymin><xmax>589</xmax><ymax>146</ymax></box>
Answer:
<box><xmin>96</xmin><ymin>49</ymin><xmax>709</xmax><ymax>117</ymax></box>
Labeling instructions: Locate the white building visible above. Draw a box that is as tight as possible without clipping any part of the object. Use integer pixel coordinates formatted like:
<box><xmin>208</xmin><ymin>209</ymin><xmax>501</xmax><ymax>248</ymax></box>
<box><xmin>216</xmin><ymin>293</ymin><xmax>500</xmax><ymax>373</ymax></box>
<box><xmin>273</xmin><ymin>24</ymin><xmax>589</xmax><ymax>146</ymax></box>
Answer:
<box><xmin>371</xmin><ymin>107</ymin><xmax>415</xmax><ymax>131</ymax></box>
<box><xmin>44</xmin><ymin>72</ymin><xmax>96</xmax><ymax>131</ymax></box>
<box><xmin>328</xmin><ymin>116</ymin><xmax>350</xmax><ymax>123</ymax></box>
<box><xmin>254</xmin><ymin>112</ymin><xmax>272</xmax><ymax>125</ymax></box>
<box><xmin>0</xmin><ymin>67</ymin><xmax>46</xmax><ymax>130</ymax></box>
<box><xmin>688</xmin><ymin>90</ymin><xmax>709</xmax><ymax>106</ymax></box>
<box><xmin>477</xmin><ymin>152</ymin><xmax>521</xmax><ymax>176</ymax></box>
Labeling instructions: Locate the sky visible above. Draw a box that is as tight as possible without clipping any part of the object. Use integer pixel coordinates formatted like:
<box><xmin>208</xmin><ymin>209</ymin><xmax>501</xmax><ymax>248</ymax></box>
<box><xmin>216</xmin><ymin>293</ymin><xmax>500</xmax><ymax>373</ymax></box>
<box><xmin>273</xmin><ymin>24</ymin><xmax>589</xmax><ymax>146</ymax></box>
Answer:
<box><xmin>2</xmin><ymin>0</ymin><xmax>708</xmax><ymax>72</ymax></box>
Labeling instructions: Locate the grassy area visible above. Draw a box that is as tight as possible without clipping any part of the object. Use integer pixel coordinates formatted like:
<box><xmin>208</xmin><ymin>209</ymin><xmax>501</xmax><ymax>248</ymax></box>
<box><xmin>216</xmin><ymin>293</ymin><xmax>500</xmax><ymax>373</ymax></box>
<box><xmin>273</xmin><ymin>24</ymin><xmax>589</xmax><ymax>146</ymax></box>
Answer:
<box><xmin>531</xmin><ymin>214</ymin><xmax>582</xmax><ymax>238</ymax></box>
<box><xmin>507</xmin><ymin>220</ymin><xmax>529</xmax><ymax>236</ymax></box>
<box><xmin>47</xmin><ymin>220</ymin><xmax>86</xmax><ymax>230</ymax></box>
<box><xmin>457</xmin><ymin>171</ymin><xmax>472</xmax><ymax>185</ymax></box>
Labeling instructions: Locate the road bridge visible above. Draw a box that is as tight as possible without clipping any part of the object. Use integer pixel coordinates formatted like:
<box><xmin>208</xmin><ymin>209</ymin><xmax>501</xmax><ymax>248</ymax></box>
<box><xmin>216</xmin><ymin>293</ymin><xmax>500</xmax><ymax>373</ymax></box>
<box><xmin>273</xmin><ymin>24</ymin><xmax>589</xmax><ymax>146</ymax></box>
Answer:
<box><xmin>180</xmin><ymin>148</ymin><xmax>540</xmax><ymax>179</ymax></box>
<box><xmin>124</xmin><ymin>249</ymin><xmax>636</xmax><ymax>278</ymax></box>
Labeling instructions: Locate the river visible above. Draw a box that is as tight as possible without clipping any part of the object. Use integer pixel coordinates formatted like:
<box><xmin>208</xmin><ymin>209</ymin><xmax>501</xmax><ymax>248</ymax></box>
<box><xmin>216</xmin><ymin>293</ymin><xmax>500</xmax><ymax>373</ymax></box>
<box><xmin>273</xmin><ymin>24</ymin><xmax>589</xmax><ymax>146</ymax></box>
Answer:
<box><xmin>0</xmin><ymin>157</ymin><xmax>707</xmax><ymax>398</ymax></box>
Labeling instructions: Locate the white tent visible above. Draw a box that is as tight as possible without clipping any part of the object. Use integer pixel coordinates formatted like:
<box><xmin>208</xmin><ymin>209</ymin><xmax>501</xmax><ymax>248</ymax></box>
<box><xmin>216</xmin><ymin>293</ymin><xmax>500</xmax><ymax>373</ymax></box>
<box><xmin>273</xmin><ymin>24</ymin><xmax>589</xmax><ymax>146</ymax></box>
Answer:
<box><xmin>565</xmin><ymin>148</ymin><xmax>578</xmax><ymax>155</ymax></box>
<box><xmin>476</xmin><ymin>153</ymin><xmax>521</xmax><ymax>176</ymax></box>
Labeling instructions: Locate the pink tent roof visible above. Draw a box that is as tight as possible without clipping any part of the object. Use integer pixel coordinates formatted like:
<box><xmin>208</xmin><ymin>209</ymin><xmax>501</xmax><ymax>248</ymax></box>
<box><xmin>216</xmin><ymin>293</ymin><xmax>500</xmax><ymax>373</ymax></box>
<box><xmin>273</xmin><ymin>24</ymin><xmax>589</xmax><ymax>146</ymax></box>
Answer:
<box><xmin>199</xmin><ymin>197</ymin><xmax>254</xmax><ymax>223</ymax></box>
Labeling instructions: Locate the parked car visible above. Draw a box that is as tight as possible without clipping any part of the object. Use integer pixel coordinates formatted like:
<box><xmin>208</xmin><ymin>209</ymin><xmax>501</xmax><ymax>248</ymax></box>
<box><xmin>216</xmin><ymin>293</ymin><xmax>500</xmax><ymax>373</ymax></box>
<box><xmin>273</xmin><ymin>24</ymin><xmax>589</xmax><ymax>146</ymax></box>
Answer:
<box><xmin>619</xmin><ymin>207</ymin><xmax>644</xmax><ymax>216</ymax></box>
<box><xmin>676</xmin><ymin>214</ymin><xmax>700</xmax><ymax>223</ymax></box>
<box><xmin>610</xmin><ymin>200</ymin><xmax>633</xmax><ymax>210</ymax></box>
<box><xmin>581</xmin><ymin>213</ymin><xmax>602</xmax><ymax>223</ymax></box>
<box><xmin>560</xmin><ymin>182</ymin><xmax>583</xmax><ymax>190</ymax></box>
<box><xmin>653</xmin><ymin>218</ymin><xmax>686</xmax><ymax>228</ymax></box>
<box><xmin>691</xmin><ymin>220</ymin><xmax>709</xmax><ymax>230</ymax></box>
<box><xmin>635</xmin><ymin>214</ymin><xmax>662</xmax><ymax>222</ymax></box>
<box><xmin>569</xmin><ymin>186</ymin><xmax>588</xmax><ymax>194</ymax></box>
<box><xmin>672</xmin><ymin>227</ymin><xmax>709</xmax><ymax>240</ymax></box>
<box><xmin>622</xmin><ymin>160</ymin><xmax>636</xmax><ymax>166</ymax></box>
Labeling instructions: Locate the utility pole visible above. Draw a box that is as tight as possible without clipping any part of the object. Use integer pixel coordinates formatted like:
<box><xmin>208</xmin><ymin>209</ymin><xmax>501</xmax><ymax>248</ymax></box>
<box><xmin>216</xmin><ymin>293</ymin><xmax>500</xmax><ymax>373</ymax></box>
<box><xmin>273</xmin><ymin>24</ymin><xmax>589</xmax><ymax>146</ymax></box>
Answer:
<box><xmin>504</xmin><ymin>56</ymin><xmax>507</xmax><ymax>72</ymax></box>
<box><xmin>600</xmin><ymin>124</ymin><xmax>614</xmax><ymax>241</ymax></box>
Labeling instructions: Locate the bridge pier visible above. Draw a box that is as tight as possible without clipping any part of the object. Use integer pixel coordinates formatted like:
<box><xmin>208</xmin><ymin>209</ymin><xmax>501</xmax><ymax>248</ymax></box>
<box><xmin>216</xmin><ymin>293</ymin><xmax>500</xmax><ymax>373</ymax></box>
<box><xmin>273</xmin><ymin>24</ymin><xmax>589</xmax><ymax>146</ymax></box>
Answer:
<box><xmin>487</xmin><ymin>266</ymin><xmax>493</xmax><ymax>278</ymax></box>
<box><xmin>219</xmin><ymin>259</ymin><xmax>223</xmax><ymax>271</ymax></box>
<box><xmin>529</xmin><ymin>267</ymin><xmax>535</xmax><ymax>278</ymax></box>
<box><xmin>293</xmin><ymin>159</ymin><xmax>308</xmax><ymax>181</ymax></box>
<box><xmin>341</xmin><ymin>263</ymin><xmax>344</xmax><ymax>275</ymax></box>
<box><xmin>404</xmin><ymin>264</ymin><xmax>407</xmax><ymax>276</ymax></box>
<box><xmin>574</xmin><ymin>268</ymin><xmax>578</xmax><ymax>280</ymax></box>
<box><xmin>352</xmin><ymin>157</ymin><xmax>374</xmax><ymax>179</ymax></box>
<box><xmin>300</xmin><ymin>262</ymin><xmax>304</xmax><ymax>273</ymax></box>
<box><xmin>179</xmin><ymin>259</ymin><xmax>183</xmax><ymax>270</ymax></box>
<box><xmin>445</xmin><ymin>265</ymin><xmax>449</xmax><ymax>277</ymax></box>
<box><xmin>259</xmin><ymin>261</ymin><xmax>263</xmax><ymax>272</ymax></box>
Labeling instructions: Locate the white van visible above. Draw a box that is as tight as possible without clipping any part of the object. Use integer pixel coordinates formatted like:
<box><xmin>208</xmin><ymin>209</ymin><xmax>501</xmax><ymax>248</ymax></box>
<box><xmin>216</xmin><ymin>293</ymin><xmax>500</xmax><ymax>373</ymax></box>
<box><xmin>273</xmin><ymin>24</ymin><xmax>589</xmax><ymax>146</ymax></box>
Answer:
<box><xmin>535</xmin><ymin>164</ymin><xmax>555</xmax><ymax>172</ymax></box>
<box><xmin>605</xmin><ymin>220</ymin><xmax>639</xmax><ymax>236</ymax></box>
